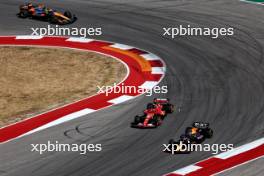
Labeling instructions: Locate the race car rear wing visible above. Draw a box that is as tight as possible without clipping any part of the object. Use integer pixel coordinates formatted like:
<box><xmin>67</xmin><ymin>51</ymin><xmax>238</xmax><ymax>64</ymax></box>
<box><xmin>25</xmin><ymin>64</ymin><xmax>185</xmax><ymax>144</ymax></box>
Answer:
<box><xmin>153</xmin><ymin>98</ymin><xmax>169</xmax><ymax>103</ymax></box>
<box><xmin>192</xmin><ymin>122</ymin><xmax>209</xmax><ymax>128</ymax></box>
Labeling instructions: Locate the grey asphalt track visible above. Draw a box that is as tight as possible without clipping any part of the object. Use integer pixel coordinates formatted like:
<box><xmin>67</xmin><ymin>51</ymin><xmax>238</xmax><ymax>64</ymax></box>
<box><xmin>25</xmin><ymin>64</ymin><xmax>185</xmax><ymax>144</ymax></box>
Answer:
<box><xmin>0</xmin><ymin>0</ymin><xmax>264</xmax><ymax>176</ymax></box>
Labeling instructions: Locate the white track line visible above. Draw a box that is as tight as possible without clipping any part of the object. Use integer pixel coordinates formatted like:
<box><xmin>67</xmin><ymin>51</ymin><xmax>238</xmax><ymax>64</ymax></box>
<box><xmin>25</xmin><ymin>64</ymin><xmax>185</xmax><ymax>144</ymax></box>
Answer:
<box><xmin>140</xmin><ymin>53</ymin><xmax>161</xmax><ymax>60</ymax></box>
<box><xmin>152</xmin><ymin>67</ymin><xmax>166</xmax><ymax>74</ymax></box>
<box><xmin>171</xmin><ymin>165</ymin><xmax>202</xmax><ymax>175</ymax></box>
<box><xmin>110</xmin><ymin>43</ymin><xmax>134</xmax><ymax>50</ymax></box>
<box><xmin>16</xmin><ymin>35</ymin><xmax>43</xmax><ymax>39</ymax></box>
<box><xmin>21</xmin><ymin>108</ymin><xmax>96</xmax><ymax>137</ymax></box>
<box><xmin>66</xmin><ymin>37</ymin><xmax>94</xmax><ymax>43</ymax></box>
<box><xmin>139</xmin><ymin>81</ymin><xmax>159</xmax><ymax>90</ymax></box>
<box><xmin>215</xmin><ymin>137</ymin><xmax>264</xmax><ymax>159</ymax></box>
<box><xmin>108</xmin><ymin>95</ymin><xmax>134</xmax><ymax>104</ymax></box>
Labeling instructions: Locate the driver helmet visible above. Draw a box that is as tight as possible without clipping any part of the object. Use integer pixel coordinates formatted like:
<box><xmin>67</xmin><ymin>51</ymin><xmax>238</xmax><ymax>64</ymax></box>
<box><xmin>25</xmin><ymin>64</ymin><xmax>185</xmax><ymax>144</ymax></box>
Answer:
<box><xmin>27</xmin><ymin>2</ymin><xmax>33</xmax><ymax>8</ymax></box>
<box><xmin>191</xmin><ymin>127</ymin><xmax>198</xmax><ymax>135</ymax></box>
<box><xmin>38</xmin><ymin>3</ymin><xmax>44</xmax><ymax>8</ymax></box>
<box><xmin>147</xmin><ymin>103</ymin><xmax>155</xmax><ymax>110</ymax></box>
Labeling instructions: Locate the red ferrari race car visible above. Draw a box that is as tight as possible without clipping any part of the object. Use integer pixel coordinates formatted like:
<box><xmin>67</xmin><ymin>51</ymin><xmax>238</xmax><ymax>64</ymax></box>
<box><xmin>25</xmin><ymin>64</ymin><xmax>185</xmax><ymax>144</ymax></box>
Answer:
<box><xmin>17</xmin><ymin>3</ymin><xmax>77</xmax><ymax>25</ymax></box>
<box><xmin>131</xmin><ymin>98</ymin><xmax>174</xmax><ymax>128</ymax></box>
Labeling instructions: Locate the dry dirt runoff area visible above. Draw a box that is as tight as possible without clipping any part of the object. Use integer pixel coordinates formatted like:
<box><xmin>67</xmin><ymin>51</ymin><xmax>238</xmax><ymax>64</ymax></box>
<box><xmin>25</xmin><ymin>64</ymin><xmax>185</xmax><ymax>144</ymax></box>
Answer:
<box><xmin>0</xmin><ymin>46</ymin><xmax>127</xmax><ymax>127</ymax></box>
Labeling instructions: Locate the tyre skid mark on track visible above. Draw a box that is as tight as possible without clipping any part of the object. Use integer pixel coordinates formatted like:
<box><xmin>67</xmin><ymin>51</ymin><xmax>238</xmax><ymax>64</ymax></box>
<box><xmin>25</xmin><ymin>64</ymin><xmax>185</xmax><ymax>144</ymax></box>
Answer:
<box><xmin>0</xmin><ymin>35</ymin><xmax>166</xmax><ymax>143</ymax></box>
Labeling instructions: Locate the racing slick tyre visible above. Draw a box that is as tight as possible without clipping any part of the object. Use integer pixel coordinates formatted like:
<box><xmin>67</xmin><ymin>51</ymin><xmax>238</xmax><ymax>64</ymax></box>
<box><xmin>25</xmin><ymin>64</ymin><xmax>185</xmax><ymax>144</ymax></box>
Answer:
<box><xmin>150</xmin><ymin>115</ymin><xmax>160</xmax><ymax>127</ymax></box>
<box><xmin>64</xmin><ymin>11</ymin><xmax>72</xmax><ymax>19</ymax></box>
<box><xmin>163</xmin><ymin>104</ymin><xmax>174</xmax><ymax>114</ymax></box>
<box><xmin>134</xmin><ymin>115</ymin><xmax>142</xmax><ymax>124</ymax></box>
<box><xmin>168</xmin><ymin>139</ymin><xmax>175</xmax><ymax>145</ymax></box>
<box><xmin>17</xmin><ymin>11</ymin><xmax>29</xmax><ymax>18</ymax></box>
<box><xmin>204</xmin><ymin>128</ymin><xmax>213</xmax><ymax>138</ymax></box>
<box><xmin>48</xmin><ymin>16</ymin><xmax>58</xmax><ymax>24</ymax></box>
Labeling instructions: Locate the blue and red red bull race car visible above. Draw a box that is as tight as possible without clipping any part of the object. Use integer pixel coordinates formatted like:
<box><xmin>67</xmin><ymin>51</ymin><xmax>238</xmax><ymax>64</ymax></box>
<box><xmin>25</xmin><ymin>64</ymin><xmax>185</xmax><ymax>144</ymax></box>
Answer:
<box><xmin>165</xmin><ymin>122</ymin><xmax>214</xmax><ymax>154</ymax></box>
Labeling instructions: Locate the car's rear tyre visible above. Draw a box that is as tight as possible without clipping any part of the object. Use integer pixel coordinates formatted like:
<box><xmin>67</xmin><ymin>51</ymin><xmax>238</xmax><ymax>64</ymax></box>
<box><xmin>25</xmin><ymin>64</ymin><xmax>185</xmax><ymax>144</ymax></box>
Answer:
<box><xmin>168</xmin><ymin>139</ymin><xmax>175</xmax><ymax>145</ymax></box>
<box><xmin>167</xmin><ymin>104</ymin><xmax>174</xmax><ymax>113</ymax></box>
<box><xmin>162</xmin><ymin>104</ymin><xmax>174</xmax><ymax>114</ymax></box>
<box><xmin>205</xmin><ymin>128</ymin><xmax>213</xmax><ymax>138</ymax></box>
<box><xmin>64</xmin><ymin>11</ymin><xmax>72</xmax><ymax>18</ymax></box>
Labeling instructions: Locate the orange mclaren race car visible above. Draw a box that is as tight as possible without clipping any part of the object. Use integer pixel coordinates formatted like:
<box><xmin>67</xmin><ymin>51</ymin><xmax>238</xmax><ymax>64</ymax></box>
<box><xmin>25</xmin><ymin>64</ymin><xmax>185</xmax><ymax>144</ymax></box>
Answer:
<box><xmin>17</xmin><ymin>3</ymin><xmax>77</xmax><ymax>25</ymax></box>
<box><xmin>131</xmin><ymin>98</ymin><xmax>174</xmax><ymax>128</ymax></box>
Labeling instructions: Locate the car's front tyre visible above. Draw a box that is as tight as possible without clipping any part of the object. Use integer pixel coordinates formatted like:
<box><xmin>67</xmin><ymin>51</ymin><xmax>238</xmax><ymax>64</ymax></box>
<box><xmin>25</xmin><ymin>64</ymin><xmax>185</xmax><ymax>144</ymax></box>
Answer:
<box><xmin>18</xmin><ymin>11</ymin><xmax>29</xmax><ymax>18</ymax></box>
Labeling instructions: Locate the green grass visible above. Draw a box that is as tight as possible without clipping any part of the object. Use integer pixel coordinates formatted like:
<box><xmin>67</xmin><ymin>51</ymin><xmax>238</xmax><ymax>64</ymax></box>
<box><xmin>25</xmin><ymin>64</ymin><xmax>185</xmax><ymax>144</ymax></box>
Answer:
<box><xmin>243</xmin><ymin>0</ymin><xmax>264</xmax><ymax>2</ymax></box>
